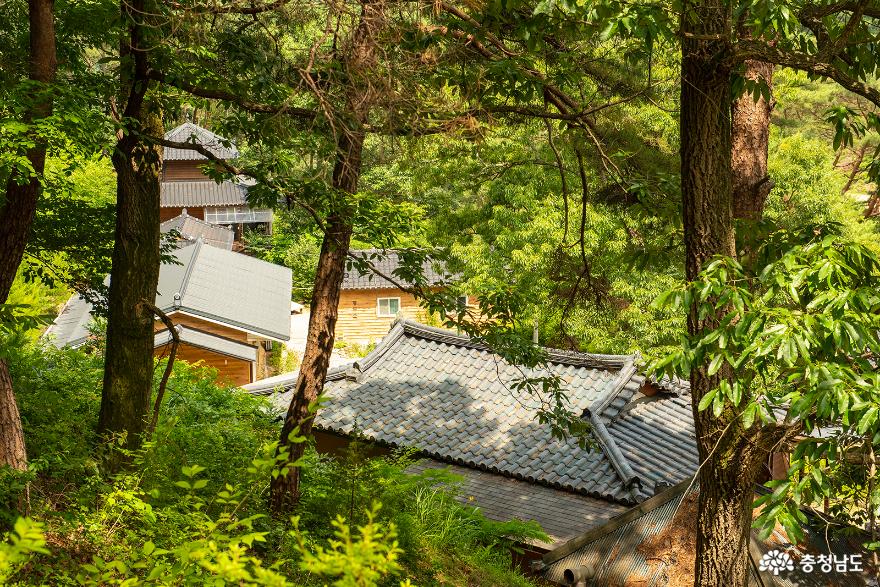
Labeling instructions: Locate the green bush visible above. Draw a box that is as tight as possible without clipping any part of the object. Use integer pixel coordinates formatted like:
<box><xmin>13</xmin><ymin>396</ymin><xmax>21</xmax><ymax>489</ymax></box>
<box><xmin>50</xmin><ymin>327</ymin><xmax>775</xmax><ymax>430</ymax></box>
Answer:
<box><xmin>1</xmin><ymin>344</ymin><xmax>541</xmax><ymax>586</ymax></box>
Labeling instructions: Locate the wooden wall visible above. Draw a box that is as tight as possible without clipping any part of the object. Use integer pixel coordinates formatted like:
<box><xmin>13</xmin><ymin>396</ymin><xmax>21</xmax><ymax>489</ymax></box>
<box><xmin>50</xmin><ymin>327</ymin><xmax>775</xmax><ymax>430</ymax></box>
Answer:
<box><xmin>154</xmin><ymin>342</ymin><xmax>252</xmax><ymax>386</ymax></box>
<box><xmin>162</xmin><ymin>160</ymin><xmax>212</xmax><ymax>181</ymax></box>
<box><xmin>158</xmin><ymin>314</ymin><xmax>249</xmax><ymax>342</ymax></box>
<box><xmin>335</xmin><ymin>288</ymin><xmax>432</xmax><ymax>344</ymax></box>
<box><xmin>154</xmin><ymin>314</ymin><xmax>274</xmax><ymax>382</ymax></box>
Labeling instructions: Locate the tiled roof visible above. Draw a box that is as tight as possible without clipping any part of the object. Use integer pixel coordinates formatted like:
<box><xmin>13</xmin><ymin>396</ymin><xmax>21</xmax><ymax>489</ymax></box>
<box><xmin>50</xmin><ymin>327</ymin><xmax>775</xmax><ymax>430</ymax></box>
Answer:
<box><xmin>45</xmin><ymin>241</ymin><xmax>292</xmax><ymax>346</ymax></box>
<box><xmin>606</xmin><ymin>392</ymin><xmax>699</xmax><ymax>495</ymax></box>
<box><xmin>154</xmin><ymin>325</ymin><xmax>257</xmax><ymax>362</ymax></box>
<box><xmin>542</xmin><ymin>481</ymin><xmax>873</xmax><ymax>586</ymax></box>
<box><xmin>406</xmin><ymin>459</ymin><xmax>627</xmax><ymax>548</ymax></box>
<box><xmin>342</xmin><ymin>249</ymin><xmax>447</xmax><ymax>290</ymax></box>
<box><xmin>161</xmin><ymin>180</ymin><xmax>249</xmax><ymax>208</ymax></box>
<box><xmin>163</xmin><ymin>122</ymin><xmax>238</xmax><ymax>161</ymax></box>
<box><xmin>249</xmin><ymin>320</ymin><xmax>688</xmax><ymax>505</ymax></box>
<box><xmin>161</xmin><ymin>213</ymin><xmax>234</xmax><ymax>250</ymax></box>
<box><xmin>43</xmin><ymin>286</ymin><xmax>102</xmax><ymax>349</ymax></box>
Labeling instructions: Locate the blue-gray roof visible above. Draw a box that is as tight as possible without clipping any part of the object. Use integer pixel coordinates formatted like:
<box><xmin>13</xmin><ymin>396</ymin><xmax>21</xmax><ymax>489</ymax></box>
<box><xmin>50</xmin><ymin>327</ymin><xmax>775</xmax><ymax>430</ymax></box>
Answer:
<box><xmin>160</xmin><ymin>180</ymin><xmax>250</xmax><ymax>208</ymax></box>
<box><xmin>45</xmin><ymin>241</ymin><xmax>292</xmax><ymax>346</ymax></box>
<box><xmin>343</xmin><ymin>249</ymin><xmax>447</xmax><ymax>290</ymax></box>
<box><xmin>247</xmin><ymin>320</ymin><xmax>696</xmax><ymax>505</ymax></box>
<box><xmin>407</xmin><ymin>459</ymin><xmax>628</xmax><ymax>547</ymax></box>
<box><xmin>161</xmin><ymin>213</ymin><xmax>234</xmax><ymax>250</ymax></box>
<box><xmin>163</xmin><ymin>122</ymin><xmax>238</xmax><ymax>161</ymax></box>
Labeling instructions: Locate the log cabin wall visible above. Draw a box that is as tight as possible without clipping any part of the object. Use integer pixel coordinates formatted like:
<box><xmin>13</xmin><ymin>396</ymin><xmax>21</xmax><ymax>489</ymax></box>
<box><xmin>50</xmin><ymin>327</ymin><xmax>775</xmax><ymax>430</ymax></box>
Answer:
<box><xmin>335</xmin><ymin>288</ymin><xmax>435</xmax><ymax>344</ymax></box>
<box><xmin>154</xmin><ymin>341</ymin><xmax>252</xmax><ymax>386</ymax></box>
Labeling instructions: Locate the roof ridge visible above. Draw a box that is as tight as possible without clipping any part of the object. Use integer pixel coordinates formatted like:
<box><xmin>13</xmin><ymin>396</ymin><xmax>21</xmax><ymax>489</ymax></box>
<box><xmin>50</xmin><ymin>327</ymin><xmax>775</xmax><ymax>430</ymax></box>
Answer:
<box><xmin>581</xmin><ymin>358</ymin><xmax>645</xmax><ymax>498</ymax></box>
<box><xmin>395</xmin><ymin>319</ymin><xmax>632</xmax><ymax>369</ymax></box>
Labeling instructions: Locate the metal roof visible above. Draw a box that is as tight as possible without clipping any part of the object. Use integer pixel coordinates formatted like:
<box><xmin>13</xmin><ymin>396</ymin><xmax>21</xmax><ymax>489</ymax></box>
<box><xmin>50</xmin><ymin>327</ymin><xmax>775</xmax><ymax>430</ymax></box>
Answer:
<box><xmin>45</xmin><ymin>242</ymin><xmax>292</xmax><ymax>346</ymax></box>
<box><xmin>160</xmin><ymin>213</ymin><xmax>234</xmax><ymax>250</ymax></box>
<box><xmin>155</xmin><ymin>240</ymin><xmax>291</xmax><ymax>341</ymax></box>
<box><xmin>160</xmin><ymin>180</ymin><xmax>249</xmax><ymax>208</ymax></box>
<box><xmin>542</xmin><ymin>481</ymin><xmax>875</xmax><ymax>586</ymax></box>
<box><xmin>342</xmin><ymin>249</ymin><xmax>448</xmax><ymax>290</ymax></box>
<box><xmin>407</xmin><ymin>459</ymin><xmax>627</xmax><ymax>548</ymax></box>
<box><xmin>43</xmin><ymin>288</ymin><xmax>101</xmax><ymax>349</ymax></box>
<box><xmin>163</xmin><ymin>122</ymin><xmax>238</xmax><ymax>161</ymax></box>
<box><xmin>154</xmin><ymin>325</ymin><xmax>258</xmax><ymax>362</ymax></box>
<box><xmin>247</xmin><ymin>319</ymin><xmax>692</xmax><ymax>505</ymax></box>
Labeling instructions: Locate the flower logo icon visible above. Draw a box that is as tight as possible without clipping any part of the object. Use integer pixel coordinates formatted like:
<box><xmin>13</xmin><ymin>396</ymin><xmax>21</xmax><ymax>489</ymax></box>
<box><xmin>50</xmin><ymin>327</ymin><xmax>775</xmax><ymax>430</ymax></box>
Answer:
<box><xmin>759</xmin><ymin>550</ymin><xmax>794</xmax><ymax>575</ymax></box>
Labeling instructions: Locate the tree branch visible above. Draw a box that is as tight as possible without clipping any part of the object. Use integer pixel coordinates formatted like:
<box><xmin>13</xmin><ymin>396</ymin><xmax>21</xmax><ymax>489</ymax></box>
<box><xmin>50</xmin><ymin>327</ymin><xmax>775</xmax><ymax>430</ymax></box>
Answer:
<box><xmin>733</xmin><ymin>40</ymin><xmax>880</xmax><ymax>109</ymax></box>
<box><xmin>163</xmin><ymin>0</ymin><xmax>292</xmax><ymax>15</ymax></box>
<box><xmin>147</xmin><ymin>69</ymin><xmax>320</xmax><ymax>120</ymax></box>
<box><xmin>142</xmin><ymin>300</ymin><xmax>178</xmax><ymax>438</ymax></box>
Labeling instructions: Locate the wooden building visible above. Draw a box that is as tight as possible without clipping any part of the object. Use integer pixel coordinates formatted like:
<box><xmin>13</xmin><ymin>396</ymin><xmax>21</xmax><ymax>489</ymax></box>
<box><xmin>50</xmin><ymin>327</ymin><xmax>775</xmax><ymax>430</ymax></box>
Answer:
<box><xmin>335</xmin><ymin>249</ymin><xmax>469</xmax><ymax>344</ymax></box>
<box><xmin>160</xmin><ymin>122</ymin><xmax>272</xmax><ymax>242</ymax></box>
<box><xmin>45</xmin><ymin>239</ymin><xmax>292</xmax><ymax>386</ymax></box>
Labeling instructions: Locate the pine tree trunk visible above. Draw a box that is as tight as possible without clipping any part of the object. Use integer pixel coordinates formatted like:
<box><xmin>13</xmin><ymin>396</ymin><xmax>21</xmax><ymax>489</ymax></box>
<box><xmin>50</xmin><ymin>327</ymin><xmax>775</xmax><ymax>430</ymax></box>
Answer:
<box><xmin>98</xmin><ymin>113</ymin><xmax>162</xmax><ymax>462</ymax></box>
<box><xmin>0</xmin><ymin>0</ymin><xmax>57</xmax><ymax>473</ymax></box>
<box><xmin>269</xmin><ymin>132</ymin><xmax>360</xmax><ymax>516</ymax></box>
<box><xmin>681</xmin><ymin>2</ymin><xmax>761</xmax><ymax>586</ymax></box>
<box><xmin>732</xmin><ymin>59</ymin><xmax>774</xmax><ymax>220</ymax></box>
<box><xmin>269</xmin><ymin>0</ymin><xmax>382</xmax><ymax>516</ymax></box>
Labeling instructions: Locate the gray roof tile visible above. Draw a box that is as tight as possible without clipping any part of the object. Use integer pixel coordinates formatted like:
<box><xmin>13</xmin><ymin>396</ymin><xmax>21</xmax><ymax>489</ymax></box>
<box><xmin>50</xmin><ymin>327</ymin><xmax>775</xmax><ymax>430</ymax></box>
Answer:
<box><xmin>161</xmin><ymin>180</ymin><xmax>250</xmax><ymax>208</ymax></box>
<box><xmin>160</xmin><ymin>213</ymin><xmax>234</xmax><ymax>250</ymax></box>
<box><xmin>251</xmin><ymin>320</ymin><xmax>646</xmax><ymax>504</ymax></box>
<box><xmin>606</xmin><ymin>393</ymin><xmax>699</xmax><ymax>494</ymax></box>
<box><xmin>163</xmin><ymin>122</ymin><xmax>238</xmax><ymax>161</ymax></box>
<box><xmin>342</xmin><ymin>249</ymin><xmax>447</xmax><ymax>290</ymax></box>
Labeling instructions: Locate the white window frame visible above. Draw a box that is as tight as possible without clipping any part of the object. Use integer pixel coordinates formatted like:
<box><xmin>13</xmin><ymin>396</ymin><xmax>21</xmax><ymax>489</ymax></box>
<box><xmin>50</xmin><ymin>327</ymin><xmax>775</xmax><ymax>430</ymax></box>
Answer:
<box><xmin>376</xmin><ymin>297</ymin><xmax>401</xmax><ymax>317</ymax></box>
<box><xmin>456</xmin><ymin>294</ymin><xmax>470</xmax><ymax>308</ymax></box>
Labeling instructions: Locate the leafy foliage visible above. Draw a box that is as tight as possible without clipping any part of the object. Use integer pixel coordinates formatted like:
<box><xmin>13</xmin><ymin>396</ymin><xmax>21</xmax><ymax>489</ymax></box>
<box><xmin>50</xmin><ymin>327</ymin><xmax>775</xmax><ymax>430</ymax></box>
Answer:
<box><xmin>652</xmin><ymin>225</ymin><xmax>880</xmax><ymax>544</ymax></box>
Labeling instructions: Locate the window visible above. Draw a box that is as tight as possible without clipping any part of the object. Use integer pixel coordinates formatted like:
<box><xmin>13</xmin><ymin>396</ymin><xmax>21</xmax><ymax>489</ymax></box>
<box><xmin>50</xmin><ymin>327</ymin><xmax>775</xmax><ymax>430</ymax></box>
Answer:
<box><xmin>456</xmin><ymin>295</ymin><xmax>469</xmax><ymax>309</ymax></box>
<box><xmin>377</xmin><ymin>297</ymin><xmax>400</xmax><ymax>317</ymax></box>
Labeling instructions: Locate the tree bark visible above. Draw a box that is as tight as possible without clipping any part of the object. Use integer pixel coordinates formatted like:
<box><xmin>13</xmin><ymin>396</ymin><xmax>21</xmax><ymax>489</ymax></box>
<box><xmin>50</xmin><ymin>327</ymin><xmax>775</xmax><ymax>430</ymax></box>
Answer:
<box><xmin>842</xmin><ymin>143</ymin><xmax>868</xmax><ymax>195</ymax></box>
<box><xmin>731</xmin><ymin>59</ymin><xmax>775</xmax><ymax>220</ymax></box>
<box><xmin>681</xmin><ymin>2</ymin><xmax>762</xmax><ymax>586</ymax></box>
<box><xmin>269</xmin><ymin>0</ymin><xmax>383</xmax><ymax>516</ymax></box>
<box><xmin>98</xmin><ymin>113</ymin><xmax>162</xmax><ymax>460</ymax></box>
<box><xmin>97</xmin><ymin>0</ymin><xmax>162</xmax><ymax>463</ymax></box>
<box><xmin>0</xmin><ymin>0</ymin><xmax>57</xmax><ymax>472</ymax></box>
<box><xmin>269</xmin><ymin>135</ymin><xmax>360</xmax><ymax>515</ymax></box>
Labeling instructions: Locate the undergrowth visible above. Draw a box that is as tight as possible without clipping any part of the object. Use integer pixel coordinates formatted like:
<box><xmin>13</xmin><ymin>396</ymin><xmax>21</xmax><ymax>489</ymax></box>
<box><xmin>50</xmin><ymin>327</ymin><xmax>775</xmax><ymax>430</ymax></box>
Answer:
<box><xmin>0</xmin><ymin>343</ymin><xmax>543</xmax><ymax>586</ymax></box>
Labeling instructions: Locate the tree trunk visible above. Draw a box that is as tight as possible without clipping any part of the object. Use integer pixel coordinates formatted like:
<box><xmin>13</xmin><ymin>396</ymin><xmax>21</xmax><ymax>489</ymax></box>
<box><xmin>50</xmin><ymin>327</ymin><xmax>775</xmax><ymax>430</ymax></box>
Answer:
<box><xmin>842</xmin><ymin>143</ymin><xmax>868</xmax><ymax>195</ymax></box>
<box><xmin>269</xmin><ymin>0</ymin><xmax>382</xmax><ymax>517</ymax></box>
<box><xmin>0</xmin><ymin>0</ymin><xmax>57</xmax><ymax>473</ymax></box>
<box><xmin>98</xmin><ymin>113</ymin><xmax>162</xmax><ymax>461</ymax></box>
<box><xmin>269</xmin><ymin>131</ymin><xmax>361</xmax><ymax>516</ymax></box>
<box><xmin>731</xmin><ymin>60</ymin><xmax>775</xmax><ymax>220</ymax></box>
<box><xmin>97</xmin><ymin>0</ymin><xmax>162</xmax><ymax>465</ymax></box>
<box><xmin>681</xmin><ymin>2</ymin><xmax>763</xmax><ymax>586</ymax></box>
